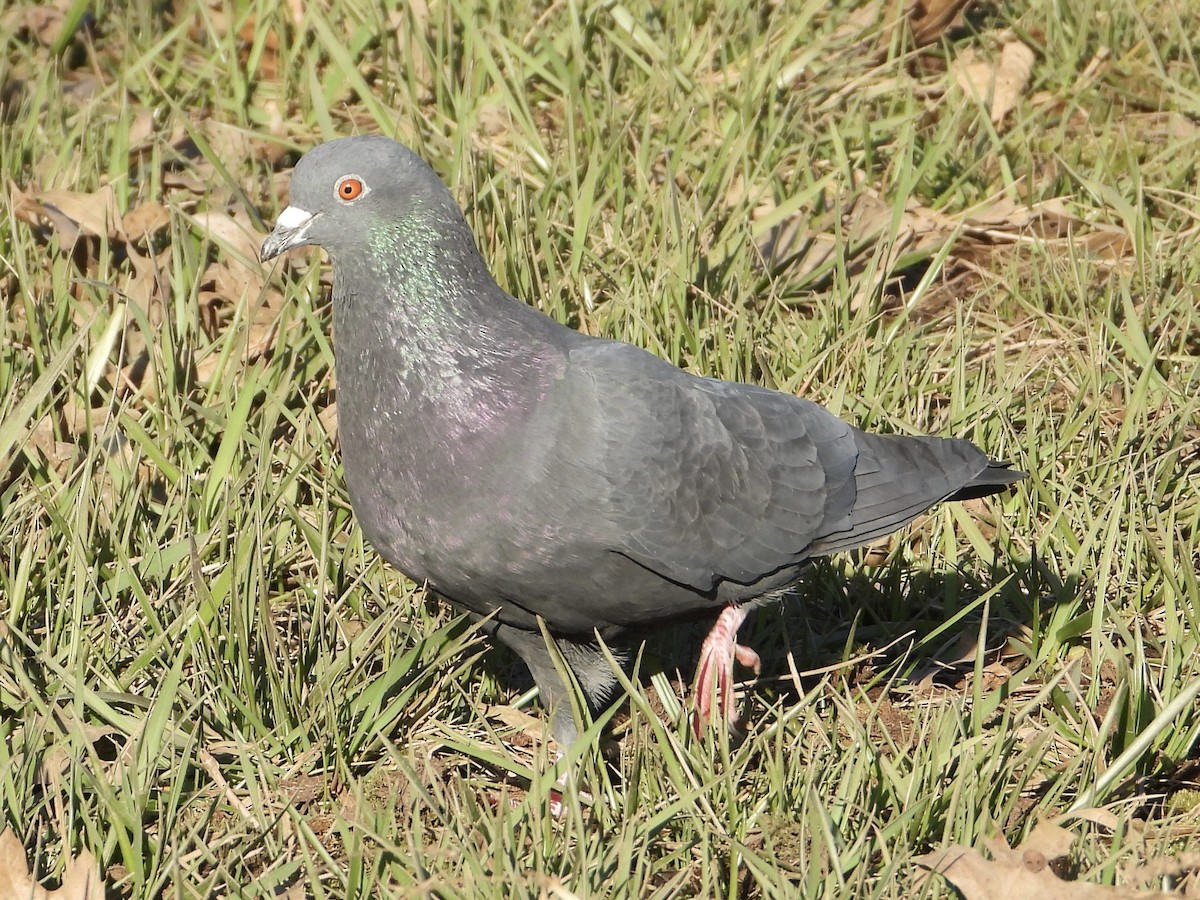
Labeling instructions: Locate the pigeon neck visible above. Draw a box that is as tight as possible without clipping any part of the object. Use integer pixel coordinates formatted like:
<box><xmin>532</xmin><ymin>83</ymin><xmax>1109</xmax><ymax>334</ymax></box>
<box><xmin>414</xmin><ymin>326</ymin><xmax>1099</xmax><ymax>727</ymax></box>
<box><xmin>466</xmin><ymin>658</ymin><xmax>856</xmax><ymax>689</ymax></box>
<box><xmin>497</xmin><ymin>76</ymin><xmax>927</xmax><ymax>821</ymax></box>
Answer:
<box><xmin>330</xmin><ymin>226</ymin><xmax>548</xmax><ymax>442</ymax></box>
<box><xmin>334</xmin><ymin>212</ymin><xmax>503</xmax><ymax>346</ymax></box>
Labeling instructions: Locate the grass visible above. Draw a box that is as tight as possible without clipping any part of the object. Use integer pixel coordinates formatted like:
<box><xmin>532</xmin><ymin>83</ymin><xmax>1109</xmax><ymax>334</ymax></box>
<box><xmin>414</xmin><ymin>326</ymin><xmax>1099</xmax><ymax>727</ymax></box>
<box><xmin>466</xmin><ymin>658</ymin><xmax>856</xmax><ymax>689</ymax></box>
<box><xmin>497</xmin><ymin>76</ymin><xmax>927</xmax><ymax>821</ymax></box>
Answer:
<box><xmin>1</xmin><ymin>0</ymin><xmax>1199</xmax><ymax>895</ymax></box>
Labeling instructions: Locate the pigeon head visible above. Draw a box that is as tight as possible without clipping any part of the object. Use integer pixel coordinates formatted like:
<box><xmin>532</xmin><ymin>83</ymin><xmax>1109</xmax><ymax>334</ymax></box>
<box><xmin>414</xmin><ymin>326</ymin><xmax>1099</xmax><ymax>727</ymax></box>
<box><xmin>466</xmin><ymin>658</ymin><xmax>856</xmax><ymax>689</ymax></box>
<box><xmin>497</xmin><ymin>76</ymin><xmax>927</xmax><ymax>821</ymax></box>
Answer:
<box><xmin>260</xmin><ymin>135</ymin><xmax>470</xmax><ymax>266</ymax></box>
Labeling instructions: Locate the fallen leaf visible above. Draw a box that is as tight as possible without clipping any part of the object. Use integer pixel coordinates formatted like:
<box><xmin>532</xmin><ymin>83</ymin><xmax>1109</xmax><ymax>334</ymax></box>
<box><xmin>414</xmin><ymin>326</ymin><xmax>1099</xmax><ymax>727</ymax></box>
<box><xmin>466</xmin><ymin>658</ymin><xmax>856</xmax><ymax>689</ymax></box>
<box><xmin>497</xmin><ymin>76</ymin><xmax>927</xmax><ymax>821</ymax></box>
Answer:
<box><xmin>0</xmin><ymin>828</ymin><xmax>104</xmax><ymax>900</ymax></box>
<box><xmin>2</xmin><ymin>0</ymin><xmax>79</xmax><ymax>48</ymax></box>
<box><xmin>476</xmin><ymin>94</ymin><xmax>513</xmax><ymax>139</ymax></box>
<box><xmin>117</xmin><ymin>245</ymin><xmax>172</xmax><ymax>397</ymax></box>
<box><xmin>872</xmin><ymin>0</ymin><xmax>969</xmax><ymax>60</ymax></box>
<box><xmin>1060</xmin><ymin>808</ymin><xmax>1121</xmax><ymax>831</ymax></box>
<box><xmin>952</xmin><ymin>39</ymin><xmax>1037</xmax><ymax>125</ymax></box>
<box><xmin>990</xmin><ymin>41</ymin><xmax>1036</xmax><ymax>123</ymax></box>
<box><xmin>203</xmin><ymin>118</ymin><xmax>289</xmax><ymax>167</ymax></box>
<box><xmin>758</xmin><ymin>184</ymin><xmax>1134</xmax><ymax>300</ymax></box>
<box><xmin>1020</xmin><ymin>820</ymin><xmax>1078</xmax><ymax>867</ymax></box>
<box><xmin>163</xmin><ymin>170</ymin><xmax>210</xmax><ymax>194</ymax></box>
<box><xmin>236</xmin><ymin>15</ymin><xmax>282</xmax><ymax>80</ymax></box>
<box><xmin>318</xmin><ymin>401</ymin><xmax>338</xmax><ymax>437</ymax></box>
<box><xmin>980</xmin><ymin>660</ymin><xmax>1012</xmax><ymax>690</ymax></box>
<box><xmin>757</xmin><ymin>189</ymin><xmax>952</xmax><ymax>307</ymax></box>
<box><xmin>907</xmin><ymin>0</ymin><xmax>970</xmax><ymax>47</ymax></box>
<box><xmin>187</xmin><ymin>207</ymin><xmax>265</xmax><ymax>266</ymax></box>
<box><xmin>62</xmin><ymin>71</ymin><xmax>103</xmax><ymax>104</ymax></box>
<box><xmin>915</xmin><ymin>824</ymin><xmax>1176</xmax><ymax>899</ymax></box>
<box><xmin>127</xmin><ymin>111</ymin><xmax>156</xmax><ymax>149</ymax></box>
<box><xmin>124</xmin><ymin>245</ymin><xmax>171</xmax><ymax>315</ymax></box>
<box><xmin>14</xmin><ymin>185</ymin><xmax>124</xmax><ymax>248</ymax></box>
<box><xmin>188</xmin><ymin>201</ymin><xmax>292</xmax><ymax>384</ymax></box>
<box><xmin>488</xmin><ymin>704</ymin><xmax>549</xmax><ymax>737</ymax></box>
<box><xmin>38</xmin><ymin>723</ymin><xmax>128</xmax><ymax>789</ymax></box>
<box><xmin>121</xmin><ymin>202</ymin><xmax>171</xmax><ymax>243</ymax></box>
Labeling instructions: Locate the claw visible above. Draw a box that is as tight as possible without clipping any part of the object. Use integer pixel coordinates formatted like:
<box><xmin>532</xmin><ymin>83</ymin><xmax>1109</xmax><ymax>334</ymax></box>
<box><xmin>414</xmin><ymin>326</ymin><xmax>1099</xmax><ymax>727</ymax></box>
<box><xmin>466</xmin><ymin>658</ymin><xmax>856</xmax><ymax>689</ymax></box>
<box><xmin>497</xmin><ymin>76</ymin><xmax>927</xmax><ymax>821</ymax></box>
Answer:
<box><xmin>692</xmin><ymin>604</ymin><xmax>757</xmax><ymax>735</ymax></box>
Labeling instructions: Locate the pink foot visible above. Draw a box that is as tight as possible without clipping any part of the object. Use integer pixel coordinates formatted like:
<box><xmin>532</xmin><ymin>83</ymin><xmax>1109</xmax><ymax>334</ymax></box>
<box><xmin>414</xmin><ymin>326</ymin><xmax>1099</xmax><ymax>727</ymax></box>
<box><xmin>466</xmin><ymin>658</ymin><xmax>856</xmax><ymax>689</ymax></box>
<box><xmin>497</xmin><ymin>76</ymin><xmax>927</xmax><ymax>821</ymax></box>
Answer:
<box><xmin>692</xmin><ymin>604</ymin><xmax>761</xmax><ymax>735</ymax></box>
<box><xmin>505</xmin><ymin>750</ymin><xmax>575</xmax><ymax>817</ymax></box>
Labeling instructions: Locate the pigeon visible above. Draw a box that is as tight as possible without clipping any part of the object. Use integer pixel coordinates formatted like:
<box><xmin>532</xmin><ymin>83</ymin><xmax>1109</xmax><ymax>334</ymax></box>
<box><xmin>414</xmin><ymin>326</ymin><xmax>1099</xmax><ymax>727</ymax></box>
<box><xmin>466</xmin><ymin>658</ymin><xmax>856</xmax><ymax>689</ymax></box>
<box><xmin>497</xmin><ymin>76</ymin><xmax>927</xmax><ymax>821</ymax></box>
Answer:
<box><xmin>260</xmin><ymin>135</ymin><xmax>1025</xmax><ymax>748</ymax></box>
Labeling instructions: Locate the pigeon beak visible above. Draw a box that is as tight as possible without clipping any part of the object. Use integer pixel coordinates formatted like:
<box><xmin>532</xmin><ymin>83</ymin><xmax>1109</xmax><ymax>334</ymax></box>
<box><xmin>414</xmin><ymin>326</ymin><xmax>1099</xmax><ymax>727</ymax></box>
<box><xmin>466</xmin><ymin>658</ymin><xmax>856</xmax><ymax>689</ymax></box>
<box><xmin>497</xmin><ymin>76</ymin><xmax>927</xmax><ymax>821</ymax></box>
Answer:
<box><xmin>260</xmin><ymin>206</ymin><xmax>317</xmax><ymax>262</ymax></box>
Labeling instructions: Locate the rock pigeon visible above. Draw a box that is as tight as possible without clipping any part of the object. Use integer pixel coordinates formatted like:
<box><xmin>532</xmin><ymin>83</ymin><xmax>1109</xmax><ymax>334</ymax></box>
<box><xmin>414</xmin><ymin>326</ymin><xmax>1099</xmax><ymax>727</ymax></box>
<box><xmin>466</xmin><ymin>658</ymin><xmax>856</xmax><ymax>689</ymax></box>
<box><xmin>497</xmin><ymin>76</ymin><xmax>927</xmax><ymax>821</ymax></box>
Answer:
<box><xmin>260</xmin><ymin>135</ymin><xmax>1025</xmax><ymax>747</ymax></box>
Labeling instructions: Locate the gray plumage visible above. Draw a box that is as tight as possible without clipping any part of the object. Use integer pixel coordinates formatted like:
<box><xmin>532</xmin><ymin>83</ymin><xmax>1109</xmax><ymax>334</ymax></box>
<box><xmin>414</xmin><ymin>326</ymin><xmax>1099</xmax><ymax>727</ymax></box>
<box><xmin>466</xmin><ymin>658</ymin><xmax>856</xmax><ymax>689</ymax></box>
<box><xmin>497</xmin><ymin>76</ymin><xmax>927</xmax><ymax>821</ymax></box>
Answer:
<box><xmin>261</xmin><ymin>136</ymin><xmax>1025</xmax><ymax>746</ymax></box>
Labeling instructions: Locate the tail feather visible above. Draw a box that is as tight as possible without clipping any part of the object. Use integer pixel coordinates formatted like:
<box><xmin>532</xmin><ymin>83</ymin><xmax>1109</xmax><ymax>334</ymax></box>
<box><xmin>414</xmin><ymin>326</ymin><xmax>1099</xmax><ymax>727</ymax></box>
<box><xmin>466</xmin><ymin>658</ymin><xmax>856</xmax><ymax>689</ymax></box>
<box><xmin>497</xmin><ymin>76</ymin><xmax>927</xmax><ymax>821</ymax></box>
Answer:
<box><xmin>808</xmin><ymin>432</ymin><xmax>1025</xmax><ymax>556</ymax></box>
<box><xmin>945</xmin><ymin>461</ymin><xmax>1026</xmax><ymax>501</ymax></box>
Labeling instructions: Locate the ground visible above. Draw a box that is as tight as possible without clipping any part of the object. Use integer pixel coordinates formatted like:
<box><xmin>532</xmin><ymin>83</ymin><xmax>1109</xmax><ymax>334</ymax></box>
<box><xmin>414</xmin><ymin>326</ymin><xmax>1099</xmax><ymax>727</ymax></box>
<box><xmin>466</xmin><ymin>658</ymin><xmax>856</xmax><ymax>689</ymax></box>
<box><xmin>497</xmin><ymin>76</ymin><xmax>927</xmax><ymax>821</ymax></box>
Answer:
<box><xmin>1</xmin><ymin>0</ymin><xmax>1199</xmax><ymax>897</ymax></box>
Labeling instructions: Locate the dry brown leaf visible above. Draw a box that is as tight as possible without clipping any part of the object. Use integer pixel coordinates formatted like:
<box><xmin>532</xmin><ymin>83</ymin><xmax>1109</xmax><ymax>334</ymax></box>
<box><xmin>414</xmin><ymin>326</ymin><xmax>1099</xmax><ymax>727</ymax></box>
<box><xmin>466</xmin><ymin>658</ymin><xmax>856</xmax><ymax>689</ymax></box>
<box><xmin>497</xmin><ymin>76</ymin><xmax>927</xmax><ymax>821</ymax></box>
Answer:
<box><xmin>188</xmin><ymin>199</ymin><xmax>291</xmax><ymax>384</ymax></box>
<box><xmin>38</xmin><ymin>724</ymin><xmax>127</xmax><ymax>788</ymax></box>
<box><xmin>121</xmin><ymin>202</ymin><xmax>171</xmax><ymax>243</ymax></box>
<box><xmin>14</xmin><ymin>185</ymin><xmax>124</xmax><ymax>248</ymax></box>
<box><xmin>915</xmin><ymin>823</ymin><xmax>1175</xmax><ymax>899</ymax></box>
<box><xmin>476</xmin><ymin>96</ymin><xmax>513</xmax><ymax>139</ymax></box>
<box><xmin>203</xmin><ymin>118</ymin><xmax>290</xmax><ymax>167</ymax></box>
<box><xmin>236</xmin><ymin>16</ymin><xmax>282</xmax><ymax>79</ymax></box>
<box><xmin>759</xmin><ymin>186</ymin><xmax>1133</xmax><ymax>297</ymax></box>
<box><xmin>873</xmin><ymin>0</ymin><xmax>967</xmax><ymax>59</ymax></box>
<box><xmin>1063</xmin><ymin>808</ymin><xmax>1121</xmax><ymax>831</ymax></box>
<box><xmin>118</xmin><ymin>245</ymin><xmax>172</xmax><ymax>397</ymax></box>
<box><xmin>124</xmin><ymin>245</ymin><xmax>171</xmax><ymax>310</ymax></box>
<box><xmin>908</xmin><ymin>0</ymin><xmax>970</xmax><ymax>46</ymax></box>
<box><xmin>830</xmin><ymin>0</ymin><xmax>886</xmax><ymax>45</ymax></box>
<box><xmin>126</xmin><ymin>115</ymin><xmax>194</xmax><ymax>167</ymax></box>
<box><xmin>318</xmin><ymin>401</ymin><xmax>338</xmax><ymax>437</ymax></box>
<box><xmin>14</xmin><ymin>420</ymin><xmax>75</xmax><ymax>474</ymax></box>
<box><xmin>836</xmin><ymin>191</ymin><xmax>950</xmax><ymax>308</ymax></box>
<box><xmin>991</xmin><ymin>41</ymin><xmax>1036</xmax><ymax>123</ymax></box>
<box><xmin>62</xmin><ymin>71</ymin><xmax>103</xmax><ymax>105</ymax></box>
<box><xmin>192</xmin><ymin>287</ymin><xmax>287</xmax><ymax>386</ymax></box>
<box><xmin>162</xmin><ymin>170</ymin><xmax>210</xmax><ymax>194</ymax></box>
<box><xmin>1076</xmin><ymin>227</ymin><xmax>1132</xmax><ymax>260</ymax></box>
<box><xmin>488</xmin><ymin>704</ymin><xmax>549</xmax><ymax>736</ymax></box>
<box><xmin>952</xmin><ymin>39</ymin><xmax>1036</xmax><ymax>125</ymax></box>
<box><xmin>2</xmin><ymin>393</ymin><xmax>119</xmax><ymax>482</ymax></box>
<box><xmin>953</xmin><ymin>50</ymin><xmax>995</xmax><ymax>108</ymax></box>
<box><xmin>188</xmin><ymin>207</ymin><xmax>264</xmax><ymax>261</ymax></box>
<box><xmin>2</xmin><ymin>0</ymin><xmax>77</xmax><ymax>47</ymax></box>
<box><xmin>203</xmin><ymin>121</ymin><xmax>256</xmax><ymax>167</ymax></box>
<box><xmin>0</xmin><ymin>829</ymin><xmax>104</xmax><ymax>900</ymax></box>
<box><xmin>196</xmin><ymin>6</ymin><xmax>286</xmax><ymax>82</ymax></box>
<box><xmin>724</xmin><ymin>173</ymin><xmax>776</xmax><ymax>222</ymax></box>
<box><xmin>205</xmin><ymin>261</ymin><xmax>258</xmax><ymax>307</ymax></box>
<box><xmin>128</xmin><ymin>111</ymin><xmax>156</xmax><ymax>149</ymax></box>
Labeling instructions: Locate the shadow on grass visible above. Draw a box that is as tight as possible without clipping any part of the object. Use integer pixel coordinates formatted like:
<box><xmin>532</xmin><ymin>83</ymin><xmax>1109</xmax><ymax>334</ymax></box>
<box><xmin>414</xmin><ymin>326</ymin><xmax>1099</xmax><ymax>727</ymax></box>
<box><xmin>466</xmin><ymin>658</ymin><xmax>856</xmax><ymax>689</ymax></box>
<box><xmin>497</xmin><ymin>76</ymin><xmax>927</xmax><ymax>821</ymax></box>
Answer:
<box><xmin>467</xmin><ymin>548</ymin><xmax>1087</xmax><ymax>745</ymax></box>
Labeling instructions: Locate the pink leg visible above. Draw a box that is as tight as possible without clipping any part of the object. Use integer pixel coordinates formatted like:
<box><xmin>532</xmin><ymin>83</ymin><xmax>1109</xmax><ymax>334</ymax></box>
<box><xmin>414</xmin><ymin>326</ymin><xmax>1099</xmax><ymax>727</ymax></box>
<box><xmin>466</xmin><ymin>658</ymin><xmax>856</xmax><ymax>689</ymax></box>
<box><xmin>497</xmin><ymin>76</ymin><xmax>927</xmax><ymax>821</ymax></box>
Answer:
<box><xmin>693</xmin><ymin>604</ymin><xmax>761</xmax><ymax>734</ymax></box>
<box><xmin>506</xmin><ymin>749</ymin><xmax>578</xmax><ymax>817</ymax></box>
<box><xmin>548</xmin><ymin>750</ymin><xmax>567</xmax><ymax>817</ymax></box>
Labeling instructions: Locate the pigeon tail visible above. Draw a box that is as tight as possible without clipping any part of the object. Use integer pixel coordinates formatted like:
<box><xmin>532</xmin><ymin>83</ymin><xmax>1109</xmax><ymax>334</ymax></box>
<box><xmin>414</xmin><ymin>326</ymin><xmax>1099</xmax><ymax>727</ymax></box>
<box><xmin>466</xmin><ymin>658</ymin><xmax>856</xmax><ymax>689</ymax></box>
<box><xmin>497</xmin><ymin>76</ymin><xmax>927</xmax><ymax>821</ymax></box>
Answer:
<box><xmin>943</xmin><ymin>460</ymin><xmax>1026</xmax><ymax>501</ymax></box>
<box><xmin>807</xmin><ymin>431</ymin><xmax>1025</xmax><ymax>557</ymax></box>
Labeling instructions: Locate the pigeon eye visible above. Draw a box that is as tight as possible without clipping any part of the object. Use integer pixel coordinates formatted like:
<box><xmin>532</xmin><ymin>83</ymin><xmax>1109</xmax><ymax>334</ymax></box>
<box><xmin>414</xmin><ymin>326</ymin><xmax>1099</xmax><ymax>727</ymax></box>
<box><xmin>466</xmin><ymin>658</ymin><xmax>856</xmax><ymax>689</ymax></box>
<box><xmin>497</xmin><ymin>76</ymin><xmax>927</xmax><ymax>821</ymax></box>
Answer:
<box><xmin>336</xmin><ymin>176</ymin><xmax>366</xmax><ymax>201</ymax></box>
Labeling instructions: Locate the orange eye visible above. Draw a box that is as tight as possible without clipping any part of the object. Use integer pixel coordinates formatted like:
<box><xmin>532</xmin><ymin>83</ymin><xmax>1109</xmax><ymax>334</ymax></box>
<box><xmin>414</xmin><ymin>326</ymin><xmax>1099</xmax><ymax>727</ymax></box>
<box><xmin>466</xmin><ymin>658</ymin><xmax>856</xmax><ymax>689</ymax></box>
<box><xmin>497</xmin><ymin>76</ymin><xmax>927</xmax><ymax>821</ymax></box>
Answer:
<box><xmin>336</xmin><ymin>176</ymin><xmax>365</xmax><ymax>201</ymax></box>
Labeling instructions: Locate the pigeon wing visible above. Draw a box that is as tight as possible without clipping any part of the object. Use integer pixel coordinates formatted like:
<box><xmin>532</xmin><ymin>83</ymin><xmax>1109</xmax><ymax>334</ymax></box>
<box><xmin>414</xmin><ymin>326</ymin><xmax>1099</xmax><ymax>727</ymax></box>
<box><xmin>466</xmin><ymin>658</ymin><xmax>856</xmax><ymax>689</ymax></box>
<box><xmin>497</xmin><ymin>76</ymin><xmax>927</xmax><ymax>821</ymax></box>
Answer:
<box><xmin>568</xmin><ymin>341</ymin><xmax>860</xmax><ymax>592</ymax></box>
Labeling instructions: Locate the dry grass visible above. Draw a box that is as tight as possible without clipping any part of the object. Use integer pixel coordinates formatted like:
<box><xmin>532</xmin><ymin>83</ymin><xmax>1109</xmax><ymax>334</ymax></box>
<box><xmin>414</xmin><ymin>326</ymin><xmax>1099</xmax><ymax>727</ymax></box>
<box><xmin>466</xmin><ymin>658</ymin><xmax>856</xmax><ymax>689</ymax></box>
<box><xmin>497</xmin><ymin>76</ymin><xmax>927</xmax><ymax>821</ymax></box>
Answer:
<box><xmin>1</xmin><ymin>0</ymin><xmax>1199</xmax><ymax>896</ymax></box>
